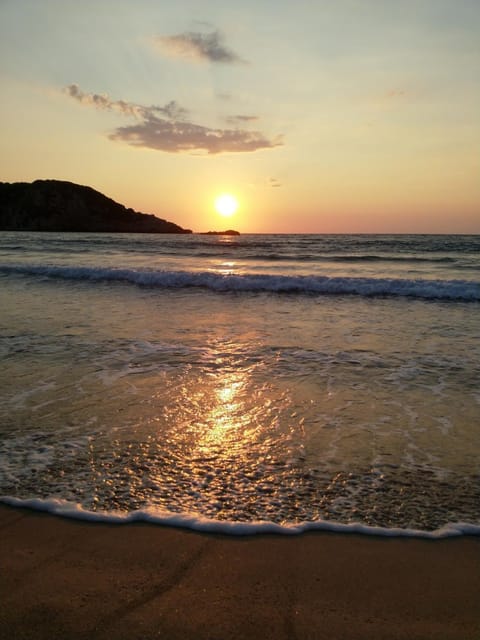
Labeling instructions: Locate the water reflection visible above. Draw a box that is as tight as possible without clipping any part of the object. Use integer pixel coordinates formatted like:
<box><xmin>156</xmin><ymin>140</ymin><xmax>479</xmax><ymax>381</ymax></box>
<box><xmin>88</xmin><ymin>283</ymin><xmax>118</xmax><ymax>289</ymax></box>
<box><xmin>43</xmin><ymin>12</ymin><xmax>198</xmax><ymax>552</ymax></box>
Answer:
<box><xmin>209</xmin><ymin>260</ymin><xmax>237</xmax><ymax>275</ymax></box>
<box><xmin>79</xmin><ymin>337</ymin><xmax>308</xmax><ymax>520</ymax></box>
<box><xmin>197</xmin><ymin>367</ymin><xmax>254</xmax><ymax>456</ymax></box>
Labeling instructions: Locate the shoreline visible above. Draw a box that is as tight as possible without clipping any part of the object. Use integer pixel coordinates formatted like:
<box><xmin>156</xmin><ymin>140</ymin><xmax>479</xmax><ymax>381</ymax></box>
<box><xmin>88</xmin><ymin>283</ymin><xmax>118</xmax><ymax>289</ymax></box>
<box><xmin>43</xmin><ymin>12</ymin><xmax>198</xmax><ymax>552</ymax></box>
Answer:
<box><xmin>2</xmin><ymin>496</ymin><xmax>480</xmax><ymax>538</ymax></box>
<box><xmin>1</xmin><ymin>504</ymin><xmax>479</xmax><ymax>639</ymax></box>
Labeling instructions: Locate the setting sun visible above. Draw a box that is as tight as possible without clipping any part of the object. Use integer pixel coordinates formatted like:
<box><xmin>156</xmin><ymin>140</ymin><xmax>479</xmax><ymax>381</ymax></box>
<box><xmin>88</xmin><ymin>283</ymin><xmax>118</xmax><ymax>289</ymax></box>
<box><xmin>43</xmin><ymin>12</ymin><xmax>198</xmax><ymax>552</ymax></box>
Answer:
<box><xmin>214</xmin><ymin>194</ymin><xmax>238</xmax><ymax>218</ymax></box>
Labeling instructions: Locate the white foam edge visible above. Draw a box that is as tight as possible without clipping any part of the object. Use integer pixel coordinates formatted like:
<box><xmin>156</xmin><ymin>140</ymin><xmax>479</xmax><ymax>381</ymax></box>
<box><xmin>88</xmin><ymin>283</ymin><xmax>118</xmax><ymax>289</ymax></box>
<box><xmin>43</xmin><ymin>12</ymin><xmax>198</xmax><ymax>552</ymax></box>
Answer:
<box><xmin>2</xmin><ymin>263</ymin><xmax>479</xmax><ymax>301</ymax></box>
<box><xmin>2</xmin><ymin>496</ymin><xmax>479</xmax><ymax>538</ymax></box>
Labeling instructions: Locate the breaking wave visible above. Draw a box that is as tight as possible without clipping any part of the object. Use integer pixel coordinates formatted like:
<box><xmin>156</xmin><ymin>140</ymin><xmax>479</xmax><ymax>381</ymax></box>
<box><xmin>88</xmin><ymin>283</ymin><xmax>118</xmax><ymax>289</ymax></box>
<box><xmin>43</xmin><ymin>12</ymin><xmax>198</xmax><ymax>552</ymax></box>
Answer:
<box><xmin>1</xmin><ymin>263</ymin><xmax>479</xmax><ymax>301</ymax></box>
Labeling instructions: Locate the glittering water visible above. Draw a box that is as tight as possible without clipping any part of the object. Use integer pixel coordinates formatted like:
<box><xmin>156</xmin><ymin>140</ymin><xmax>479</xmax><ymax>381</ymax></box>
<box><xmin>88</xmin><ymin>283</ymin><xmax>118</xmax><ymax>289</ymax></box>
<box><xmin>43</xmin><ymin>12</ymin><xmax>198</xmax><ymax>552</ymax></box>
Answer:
<box><xmin>1</xmin><ymin>232</ymin><xmax>479</xmax><ymax>532</ymax></box>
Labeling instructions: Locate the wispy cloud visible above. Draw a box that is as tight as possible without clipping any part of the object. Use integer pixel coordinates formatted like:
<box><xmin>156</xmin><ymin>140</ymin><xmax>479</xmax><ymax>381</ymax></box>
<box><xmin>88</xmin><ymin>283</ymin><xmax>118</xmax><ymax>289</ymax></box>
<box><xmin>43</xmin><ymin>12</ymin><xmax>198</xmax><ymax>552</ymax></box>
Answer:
<box><xmin>64</xmin><ymin>85</ymin><xmax>281</xmax><ymax>155</ymax></box>
<box><xmin>64</xmin><ymin>84</ymin><xmax>188</xmax><ymax>121</ymax></box>
<box><xmin>386</xmin><ymin>89</ymin><xmax>406</xmax><ymax>99</ymax></box>
<box><xmin>153</xmin><ymin>29</ymin><xmax>246</xmax><ymax>64</ymax></box>
<box><xmin>225</xmin><ymin>114</ymin><xmax>259</xmax><ymax>125</ymax></box>
<box><xmin>268</xmin><ymin>177</ymin><xmax>282</xmax><ymax>188</ymax></box>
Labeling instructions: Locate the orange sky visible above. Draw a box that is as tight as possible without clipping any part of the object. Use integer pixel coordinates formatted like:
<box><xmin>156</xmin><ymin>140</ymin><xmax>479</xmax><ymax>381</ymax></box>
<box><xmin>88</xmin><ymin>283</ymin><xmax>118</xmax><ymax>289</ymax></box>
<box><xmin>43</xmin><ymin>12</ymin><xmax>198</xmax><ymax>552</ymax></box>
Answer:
<box><xmin>1</xmin><ymin>1</ymin><xmax>479</xmax><ymax>233</ymax></box>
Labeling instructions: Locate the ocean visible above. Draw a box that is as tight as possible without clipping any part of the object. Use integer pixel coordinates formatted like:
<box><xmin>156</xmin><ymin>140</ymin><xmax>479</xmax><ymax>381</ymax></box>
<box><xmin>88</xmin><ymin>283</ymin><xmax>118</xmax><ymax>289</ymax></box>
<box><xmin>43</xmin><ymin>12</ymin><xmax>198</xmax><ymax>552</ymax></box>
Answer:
<box><xmin>0</xmin><ymin>232</ymin><xmax>479</xmax><ymax>537</ymax></box>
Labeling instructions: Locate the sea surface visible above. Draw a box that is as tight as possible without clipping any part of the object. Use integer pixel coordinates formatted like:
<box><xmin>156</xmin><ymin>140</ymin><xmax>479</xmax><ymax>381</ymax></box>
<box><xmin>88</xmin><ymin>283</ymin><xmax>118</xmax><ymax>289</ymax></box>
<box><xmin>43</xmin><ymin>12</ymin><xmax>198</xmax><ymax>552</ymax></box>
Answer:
<box><xmin>1</xmin><ymin>232</ymin><xmax>479</xmax><ymax>536</ymax></box>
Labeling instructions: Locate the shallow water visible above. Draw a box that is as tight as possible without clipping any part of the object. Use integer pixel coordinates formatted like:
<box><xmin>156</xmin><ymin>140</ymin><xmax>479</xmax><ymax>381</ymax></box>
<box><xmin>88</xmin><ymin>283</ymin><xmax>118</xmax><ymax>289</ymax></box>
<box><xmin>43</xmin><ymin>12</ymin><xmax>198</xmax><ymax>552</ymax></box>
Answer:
<box><xmin>1</xmin><ymin>232</ymin><xmax>479</xmax><ymax>534</ymax></box>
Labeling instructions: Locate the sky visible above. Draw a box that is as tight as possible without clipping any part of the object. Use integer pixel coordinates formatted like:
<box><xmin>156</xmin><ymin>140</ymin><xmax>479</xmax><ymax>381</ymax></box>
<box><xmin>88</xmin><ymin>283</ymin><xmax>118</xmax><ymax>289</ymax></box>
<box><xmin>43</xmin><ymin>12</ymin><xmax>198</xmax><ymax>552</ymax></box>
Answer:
<box><xmin>1</xmin><ymin>0</ymin><xmax>479</xmax><ymax>233</ymax></box>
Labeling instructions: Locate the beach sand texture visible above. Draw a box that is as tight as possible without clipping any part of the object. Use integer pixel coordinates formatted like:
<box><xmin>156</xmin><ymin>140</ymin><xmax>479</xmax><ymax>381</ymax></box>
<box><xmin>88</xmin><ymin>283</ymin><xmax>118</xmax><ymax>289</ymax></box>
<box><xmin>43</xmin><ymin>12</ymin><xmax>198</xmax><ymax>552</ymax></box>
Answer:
<box><xmin>0</xmin><ymin>505</ymin><xmax>479</xmax><ymax>640</ymax></box>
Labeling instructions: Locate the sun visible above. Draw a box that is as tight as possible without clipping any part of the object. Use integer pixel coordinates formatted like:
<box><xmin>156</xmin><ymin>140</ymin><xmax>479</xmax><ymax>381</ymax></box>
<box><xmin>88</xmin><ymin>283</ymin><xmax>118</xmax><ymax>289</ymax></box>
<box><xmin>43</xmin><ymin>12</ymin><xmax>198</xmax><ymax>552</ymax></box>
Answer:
<box><xmin>214</xmin><ymin>194</ymin><xmax>238</xmax><ymax>218</ymax></box>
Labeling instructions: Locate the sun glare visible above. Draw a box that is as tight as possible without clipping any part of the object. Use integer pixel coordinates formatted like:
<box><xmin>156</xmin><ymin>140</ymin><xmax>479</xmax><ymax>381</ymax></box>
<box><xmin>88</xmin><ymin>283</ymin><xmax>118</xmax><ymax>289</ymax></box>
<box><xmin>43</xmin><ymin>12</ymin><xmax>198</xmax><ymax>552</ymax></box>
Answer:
<box><xmin>214</xmin><ymin>194</ymin><xmax>238</xmax><ymax>217</ymax></box>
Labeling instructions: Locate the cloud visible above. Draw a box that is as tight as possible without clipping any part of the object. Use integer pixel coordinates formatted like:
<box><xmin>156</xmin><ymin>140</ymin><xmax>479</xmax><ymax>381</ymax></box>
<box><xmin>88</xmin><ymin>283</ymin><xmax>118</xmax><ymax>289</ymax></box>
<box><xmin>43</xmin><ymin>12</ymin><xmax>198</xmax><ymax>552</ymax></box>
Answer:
<box><xmin>64</xmin><ymin>84</ymin><xmax>188</xmax><ymax>121</ymax></box>
<box><xmin>155</xmin><ymin>100</ymin><xmax>189</xmax><ymax>120</ymax></box>
<box><xmin>153</xmin><ymin>30</ymin><xmax>246</xmax><ymax>64</ymax></box>
<box><xmin>64</xmin><ymin>85</ymin><xmax>281</xmax><ymax>155</ymax></box>
<box><xmin>110</xmin><ymin>119</ymin><xmax>280</xmax><ymax>154</ymax></box>
<box><xmin>268</xmin><ymin>177</ymin><xmax>282</xmax><ymax>188</ymax></box>
<box><xmin>225</xmin><ymin>114</ymin><xmax>259</xmax><ymax>125</ymax></box>
<box><xmin>386</xmin><ymin>89</ymin><xmax>406</xmax><ymax>99</ymax></box>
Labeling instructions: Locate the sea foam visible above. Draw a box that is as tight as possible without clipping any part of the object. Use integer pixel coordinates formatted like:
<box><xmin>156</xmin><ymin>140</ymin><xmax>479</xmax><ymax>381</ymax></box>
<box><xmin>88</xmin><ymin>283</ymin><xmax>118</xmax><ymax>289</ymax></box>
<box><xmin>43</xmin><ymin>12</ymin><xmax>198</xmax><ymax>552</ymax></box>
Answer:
<box><xmin>1</xmin><ymin>496</ymin><xmax>479</xmax><ymax>539</ymax></box>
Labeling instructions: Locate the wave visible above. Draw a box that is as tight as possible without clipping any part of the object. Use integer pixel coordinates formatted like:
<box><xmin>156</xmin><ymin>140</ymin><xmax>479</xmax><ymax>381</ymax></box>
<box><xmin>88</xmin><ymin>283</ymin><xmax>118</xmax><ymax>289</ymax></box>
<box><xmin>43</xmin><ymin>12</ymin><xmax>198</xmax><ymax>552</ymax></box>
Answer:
<box><xmin>1</xmin><ymin>263</ymin><xmax>479</xmax><ymax>301</ymax></box>
<box><xmin>190</xmin><ymin>252</ymin><xmax>461</xmax><ymax>263</ymax></box>
<box><xmin>320</xmin><ymin>254</ymin><xmax>456</xmax><ymax>263</ymax></box>
<box><xmin>2</xmin><ymin>496</ymin><xmax>479</xmax><ymax>538</ymax></box>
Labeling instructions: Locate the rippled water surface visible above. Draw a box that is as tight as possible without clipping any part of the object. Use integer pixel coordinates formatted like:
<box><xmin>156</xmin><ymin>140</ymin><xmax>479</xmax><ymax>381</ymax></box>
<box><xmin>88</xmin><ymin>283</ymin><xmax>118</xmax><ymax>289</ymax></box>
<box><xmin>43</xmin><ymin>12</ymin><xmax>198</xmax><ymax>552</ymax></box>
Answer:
<box><xmin>1</xmin><ymin>233</ymin><xmax>479</xmax><ymax>532</ymax></box>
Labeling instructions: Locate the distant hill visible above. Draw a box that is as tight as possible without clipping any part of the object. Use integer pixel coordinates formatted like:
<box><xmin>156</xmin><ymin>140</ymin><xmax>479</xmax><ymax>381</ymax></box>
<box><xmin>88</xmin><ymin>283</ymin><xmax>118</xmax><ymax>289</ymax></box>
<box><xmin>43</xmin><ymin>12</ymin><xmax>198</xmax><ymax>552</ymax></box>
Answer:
<box><xmin>0</xmin><ymin>180</ymin><xmax>192</xmax><ymax>234</ymax></box>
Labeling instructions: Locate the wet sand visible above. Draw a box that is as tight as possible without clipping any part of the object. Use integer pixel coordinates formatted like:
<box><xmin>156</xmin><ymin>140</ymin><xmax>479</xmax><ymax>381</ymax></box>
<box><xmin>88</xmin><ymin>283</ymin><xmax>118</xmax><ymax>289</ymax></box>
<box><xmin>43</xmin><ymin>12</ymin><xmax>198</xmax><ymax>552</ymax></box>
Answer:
<box><xmin>0</xmin><ymin>504</ymin><xmax>479</xmax><ymax>640</ymax></box>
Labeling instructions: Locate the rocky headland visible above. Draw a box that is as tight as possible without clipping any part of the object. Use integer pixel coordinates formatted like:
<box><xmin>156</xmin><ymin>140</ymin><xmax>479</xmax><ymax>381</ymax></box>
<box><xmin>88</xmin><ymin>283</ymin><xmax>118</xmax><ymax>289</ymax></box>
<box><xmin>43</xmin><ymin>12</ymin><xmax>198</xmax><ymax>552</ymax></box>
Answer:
<box><xmin>0</xmin><ymin>180</ymin><xmax>192</xmax><ymax>233</ymax></box>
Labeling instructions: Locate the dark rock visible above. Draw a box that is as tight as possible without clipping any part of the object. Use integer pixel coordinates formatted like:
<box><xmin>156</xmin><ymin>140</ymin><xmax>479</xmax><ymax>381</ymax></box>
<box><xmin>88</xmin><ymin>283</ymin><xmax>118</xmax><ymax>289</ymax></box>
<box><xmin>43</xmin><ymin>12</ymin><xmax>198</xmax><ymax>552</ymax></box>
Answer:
<box><xmin>200</xmin><ymin>229</ymin><xmax>240</xmax><ymax>236</ymax></box>
<box><xmin>0</xmin><ymin>180</ymin><xmax>192</xmax><ymax>233</ymax></box>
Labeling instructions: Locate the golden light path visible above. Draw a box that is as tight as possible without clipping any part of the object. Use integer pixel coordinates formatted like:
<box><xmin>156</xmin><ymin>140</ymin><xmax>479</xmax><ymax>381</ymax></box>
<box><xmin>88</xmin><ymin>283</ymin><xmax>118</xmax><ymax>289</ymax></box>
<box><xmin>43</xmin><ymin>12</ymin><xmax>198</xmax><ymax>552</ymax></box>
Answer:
<box><xmin>145</xmin><ymin>330</ymin><xmax>305</xmax><ymax>522</ymax></box>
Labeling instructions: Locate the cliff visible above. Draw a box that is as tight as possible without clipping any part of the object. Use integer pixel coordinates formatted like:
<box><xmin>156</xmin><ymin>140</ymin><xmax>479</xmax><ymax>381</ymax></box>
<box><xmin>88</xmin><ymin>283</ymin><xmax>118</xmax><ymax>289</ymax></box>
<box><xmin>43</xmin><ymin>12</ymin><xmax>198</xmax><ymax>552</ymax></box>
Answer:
<box><xmin>0</xmin><ymin>180</ymin><xmax>192</xmax><ymax>234</ymax></box>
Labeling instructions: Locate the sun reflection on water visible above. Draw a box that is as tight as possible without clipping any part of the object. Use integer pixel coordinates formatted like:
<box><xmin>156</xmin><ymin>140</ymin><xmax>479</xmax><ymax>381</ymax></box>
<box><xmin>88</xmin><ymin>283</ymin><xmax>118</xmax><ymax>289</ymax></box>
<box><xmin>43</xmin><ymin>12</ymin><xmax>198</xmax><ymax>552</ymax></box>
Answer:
<box><xmin>209</xmin><ymin>260</ymin><xmax>237</xmax><ymax>275</ymax></box>
<box><xmin>194</xmin><ymin>358</ymin><xmax>261</xmax><ymax>460</ymax></box>
<box><xmin>103</xmin><ymin>337</ymin><xmax>310</xmax><ymax>521</ymax></box>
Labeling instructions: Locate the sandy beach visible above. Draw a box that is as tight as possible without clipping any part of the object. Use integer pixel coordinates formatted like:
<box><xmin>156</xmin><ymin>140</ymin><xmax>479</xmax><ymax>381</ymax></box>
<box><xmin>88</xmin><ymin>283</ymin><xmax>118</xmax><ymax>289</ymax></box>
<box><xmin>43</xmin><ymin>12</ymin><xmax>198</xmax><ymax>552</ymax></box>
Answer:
<box><xmin>0</xmin><ymin>504</ymin><xmax>478</xmax><ymax>639</ymax></box>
